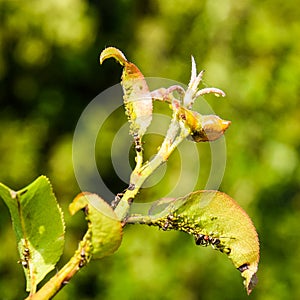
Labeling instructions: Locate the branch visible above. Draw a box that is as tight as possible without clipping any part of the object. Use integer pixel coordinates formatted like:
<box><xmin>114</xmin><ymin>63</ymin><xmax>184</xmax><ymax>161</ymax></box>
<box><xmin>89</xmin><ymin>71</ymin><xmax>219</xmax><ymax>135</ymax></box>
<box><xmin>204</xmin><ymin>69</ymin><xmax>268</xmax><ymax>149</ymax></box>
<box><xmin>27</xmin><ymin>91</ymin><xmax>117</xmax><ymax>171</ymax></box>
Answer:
<box><xmin>25</xmin><ymin>234</ymin><xmax>91</xmax><ymax>300</ymax></box>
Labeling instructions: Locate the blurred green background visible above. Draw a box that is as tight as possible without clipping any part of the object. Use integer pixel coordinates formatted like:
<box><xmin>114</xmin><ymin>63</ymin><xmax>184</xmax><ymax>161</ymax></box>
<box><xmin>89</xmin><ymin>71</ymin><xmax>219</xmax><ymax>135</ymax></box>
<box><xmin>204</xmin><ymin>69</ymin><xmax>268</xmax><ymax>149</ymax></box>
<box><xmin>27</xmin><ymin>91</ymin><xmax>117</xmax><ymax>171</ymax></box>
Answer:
<box><xmin>1</xmin><ymin>0</ymin><xmax>300</xmax><ymax>299</ymax></box>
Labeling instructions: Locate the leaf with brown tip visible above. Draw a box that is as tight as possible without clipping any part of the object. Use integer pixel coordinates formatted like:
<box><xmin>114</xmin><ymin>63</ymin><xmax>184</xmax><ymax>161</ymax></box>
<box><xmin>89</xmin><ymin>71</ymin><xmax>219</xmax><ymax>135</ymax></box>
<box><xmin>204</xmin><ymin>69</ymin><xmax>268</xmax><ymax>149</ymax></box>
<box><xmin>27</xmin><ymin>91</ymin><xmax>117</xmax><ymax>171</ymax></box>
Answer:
<box><xmin>100</xmin><ymin>47</ymin><xmax>153</xmax><ymax>141</ymax></box>
<box><xmin>129</xmin><ymin>190</ymin><xmax>259</xmax><ymax>294</ymax></box>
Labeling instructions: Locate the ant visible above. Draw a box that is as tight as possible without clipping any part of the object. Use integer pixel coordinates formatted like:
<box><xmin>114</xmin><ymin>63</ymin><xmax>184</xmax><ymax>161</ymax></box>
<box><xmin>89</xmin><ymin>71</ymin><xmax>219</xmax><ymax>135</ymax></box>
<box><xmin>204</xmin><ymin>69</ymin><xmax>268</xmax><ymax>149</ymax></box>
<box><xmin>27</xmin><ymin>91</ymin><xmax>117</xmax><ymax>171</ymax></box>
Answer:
<box><xmin>195</xmin><ymin>234</ymin><xmax>220</xmax><ymax>246</ymax></box>
<box><xmin>195</xmin><ymin>233</ymin><xmax>233</xmax><ymax>255</ymax></box>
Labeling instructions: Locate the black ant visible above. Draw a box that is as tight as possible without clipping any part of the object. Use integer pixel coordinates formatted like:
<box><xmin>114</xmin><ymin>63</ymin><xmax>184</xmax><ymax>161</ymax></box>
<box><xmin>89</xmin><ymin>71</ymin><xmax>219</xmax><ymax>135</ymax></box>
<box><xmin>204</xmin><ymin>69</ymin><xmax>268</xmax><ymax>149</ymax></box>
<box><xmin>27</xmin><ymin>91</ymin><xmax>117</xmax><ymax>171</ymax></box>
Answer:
<box><xmin>195</xmin><ymin>234</ymin><xmax>220</xmax><ymax>246</ymax></box>
<box><xmin>195</xmin><ymin>233</ymin><xmax>232</xmax><ymax>255</ymax></box>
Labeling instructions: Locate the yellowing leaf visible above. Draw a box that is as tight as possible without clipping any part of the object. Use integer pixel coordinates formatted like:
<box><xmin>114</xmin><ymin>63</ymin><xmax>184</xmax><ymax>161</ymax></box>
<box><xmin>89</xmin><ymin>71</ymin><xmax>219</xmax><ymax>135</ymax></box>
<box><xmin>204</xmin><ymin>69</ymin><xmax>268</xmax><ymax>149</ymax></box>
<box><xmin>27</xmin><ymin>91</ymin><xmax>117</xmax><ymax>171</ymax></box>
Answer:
<box><xmin>69</xmin><ymin>193</ymin><xmax>122</xmax><ymax>259</ymax></box>
<box><xmin>130</xmin><ymin>190</ymin><xmax>259</xmax><ymax>294</ymax></box>
<box><xmin>100</xmin><ymin>47</ymin><xmax>153</xmax><ymax>140</ymax></box>
<box><xmin>178</xmin><ymin>106</ymin><xmax>231</xmax><ymax>142</ymax></box>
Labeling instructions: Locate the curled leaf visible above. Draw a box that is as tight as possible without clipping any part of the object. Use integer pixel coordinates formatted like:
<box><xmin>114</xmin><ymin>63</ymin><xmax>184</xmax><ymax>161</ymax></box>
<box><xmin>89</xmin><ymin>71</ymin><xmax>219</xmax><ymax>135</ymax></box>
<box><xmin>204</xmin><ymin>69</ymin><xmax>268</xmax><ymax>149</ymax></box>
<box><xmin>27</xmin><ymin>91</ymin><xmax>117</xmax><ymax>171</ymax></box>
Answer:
<box><xmin>177</xmin><ymin>106</ymin><xmax>231</xmax><ymax>142</ymax></box>
<box><xmin>69</xmin><ymin>193</ymin><xmax>122</xmax><ymax>259</ymax></box>
<box><xmin>99</xmin><ymin>46</ymin><xmax>127</xmax><ymax>65</ymax></box>
<box><xmin>129</xmin><ymin>190</ymin><xmax>259</xmax><ymax>294</ymax></box>
<box><xmin>100</xmin><ymin>47</ymin><xmax>153</xmax><ymax>142</ymax></box>
<box><xmin>0</xmin><ymin>176</ymin><xmax>65</xmax><ymax>293</ymax></box>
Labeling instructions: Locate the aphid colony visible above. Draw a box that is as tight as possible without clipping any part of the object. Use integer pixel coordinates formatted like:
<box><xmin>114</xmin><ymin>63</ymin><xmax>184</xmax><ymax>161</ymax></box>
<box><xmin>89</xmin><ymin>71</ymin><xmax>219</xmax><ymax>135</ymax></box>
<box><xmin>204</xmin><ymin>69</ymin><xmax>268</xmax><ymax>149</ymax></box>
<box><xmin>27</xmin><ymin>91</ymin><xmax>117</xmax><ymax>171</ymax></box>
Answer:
<box><xmin>158</xmin><ymin>213</ymin><xmax>232</xmax><ymax>255</ymax></box>
<box><xmin>18</xmin><ymin>247</ymin><xmax>30</xmax><ymax>269</ymax></box>
<box><xmin>133</xmin><ymin>133</ymin><xmax>142</xmax><ymax>152</ymax></box>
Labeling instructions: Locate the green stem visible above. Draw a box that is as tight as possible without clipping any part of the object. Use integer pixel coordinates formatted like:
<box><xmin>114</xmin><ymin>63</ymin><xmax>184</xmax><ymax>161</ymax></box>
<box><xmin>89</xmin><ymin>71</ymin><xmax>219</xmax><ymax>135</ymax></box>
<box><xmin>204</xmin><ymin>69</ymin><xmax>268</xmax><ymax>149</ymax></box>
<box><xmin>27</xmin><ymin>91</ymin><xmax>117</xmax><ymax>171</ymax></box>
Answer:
<box><xmin>25</xmin><ymin>233</ymin><xmax>91</xmax><ymax>300</ymax></box>
<box><xmin>135</xmin><ymin>148</ymin><xmax>143</xmax><ymax>170</ymax></box>
<box><xmin>114</xmin><ymin>114</ymin><xmax>190</xmax><ymax>221</ymax></box>
<box><xmin>126</xmin><ymin>214</ymin><xmax>153</xmax><ymax>224</ymax></box>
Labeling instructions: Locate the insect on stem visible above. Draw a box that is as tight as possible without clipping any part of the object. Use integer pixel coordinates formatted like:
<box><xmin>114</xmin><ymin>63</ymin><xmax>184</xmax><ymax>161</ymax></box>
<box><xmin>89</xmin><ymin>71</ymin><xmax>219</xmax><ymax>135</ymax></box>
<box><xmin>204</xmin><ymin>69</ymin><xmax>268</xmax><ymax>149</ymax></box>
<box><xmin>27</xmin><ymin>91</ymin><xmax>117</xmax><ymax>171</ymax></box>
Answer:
<box><xmin>133</xmin><ymin>133</ymin><xmax>143</xmax><ymax>152</ymax></box>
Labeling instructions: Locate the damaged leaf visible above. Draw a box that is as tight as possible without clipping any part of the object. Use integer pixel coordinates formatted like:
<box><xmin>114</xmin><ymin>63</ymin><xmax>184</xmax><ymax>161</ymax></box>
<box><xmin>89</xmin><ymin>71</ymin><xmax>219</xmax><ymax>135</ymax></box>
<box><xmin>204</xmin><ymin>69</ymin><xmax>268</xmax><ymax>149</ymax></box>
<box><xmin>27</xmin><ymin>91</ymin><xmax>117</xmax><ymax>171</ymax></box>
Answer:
<box><xmin>100</xmin><ymin>47</ymin><xmax>153</xmax><ymax>145</ymax></box>
<box><xmin>177</xmin><ymin>106</ymin><xmax>231</xmax><ymax>142</ymax></box>
<box><xmin>128</xmin><ymin>190</ymin><xmax>259</xmax><ymax>294</ymax></box>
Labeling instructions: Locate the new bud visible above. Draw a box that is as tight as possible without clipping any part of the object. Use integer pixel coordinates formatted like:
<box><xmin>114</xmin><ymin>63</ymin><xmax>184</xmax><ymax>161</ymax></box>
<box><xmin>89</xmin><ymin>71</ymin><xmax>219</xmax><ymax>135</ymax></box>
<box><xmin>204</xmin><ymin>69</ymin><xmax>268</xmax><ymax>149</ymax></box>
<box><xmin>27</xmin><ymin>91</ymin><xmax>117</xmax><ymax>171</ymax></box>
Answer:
<box><xmin>191</xmin><ymin>114</ymin><xmax>231</xmax><ymax>142</ymax></box>
<box><xmin>178</xmin><ymin>107</ymin><xmax>230</xmax><ymax>142</ymax></box>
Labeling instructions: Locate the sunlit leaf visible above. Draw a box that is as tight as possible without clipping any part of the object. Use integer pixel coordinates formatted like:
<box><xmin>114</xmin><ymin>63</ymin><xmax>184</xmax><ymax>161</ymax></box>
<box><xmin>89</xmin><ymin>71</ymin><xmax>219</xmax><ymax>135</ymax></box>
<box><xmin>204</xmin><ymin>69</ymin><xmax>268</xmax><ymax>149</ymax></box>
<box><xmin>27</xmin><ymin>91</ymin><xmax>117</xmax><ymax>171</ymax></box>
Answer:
<box><xmin>100</xmin><ymin>47</ymin><xmax>153</xmax><ymax>142</ymax></box>
<box><xmin>129</xmin><ymin>190</ymin><xmax>259</xmax><ymax>294</ymax></box>
<box><xmin>69</xmin><ymin>193</ymin><xmax>122</xmax><ymax>259</ymax></box>
<box><xmin>0</xmin><ymin>176</ymin><xmax>65</xmax><ymax>293</ymax></box>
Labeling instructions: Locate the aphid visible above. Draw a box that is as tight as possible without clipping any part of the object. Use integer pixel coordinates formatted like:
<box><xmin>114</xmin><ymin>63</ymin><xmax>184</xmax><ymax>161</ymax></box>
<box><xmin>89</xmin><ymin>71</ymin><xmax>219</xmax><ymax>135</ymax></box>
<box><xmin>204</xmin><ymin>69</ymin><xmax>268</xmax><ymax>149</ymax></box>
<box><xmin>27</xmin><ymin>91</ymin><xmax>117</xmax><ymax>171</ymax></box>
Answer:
<box><xmin>128</xmin><ymin>183</ymin><xmax>135</xmax><ymax>191</ymax></box>
<box><xmin>161</xmin><ymin>214</ymin><xmax>175</xmax><ymax>231</ymax></box>
<box><xmin>133</xmin><ymin>133</ymin><xmax>142</xmax><ymax>152</ymax></box>
<box><xmin>222</xmin><ymin>247</ymin><xmax>231</xmax><ymax>255</ymax></box>
<box><xmin>112</xmin><ymin>184</ymin><xmax>135</xmax><ymax>208</ymax></box>
<box><xmin>79</xmin><ymin>249</ymin><xmax>87</xmax><ymax>268</ymax></box>
<box><xmin>237</xmin><ymin>263</ymin><xmax>249</xmax><ymax>273</ymax></box>
<box><xmin>111</xmin><ymin>193</ymin><xmax>123</xmax><ymax>208</ymax></box>
<box><xmin>80</xmin><ymin>249</ymin><xmax>86</xmax><ymax>258</ymax></box>
<box><xmin>20</xmin><ymin>260</ymin><xmax>29</xmax><ymax>268</ymax></box>
<box><xmin>18</xmin><ymin>247</ymin><xmax>30</xmax><ymax>269</ymax></box>
<box><xmin>162</xmin><ymin>220</ymin><xmax>170</xmax><ymax>231</ymax></box>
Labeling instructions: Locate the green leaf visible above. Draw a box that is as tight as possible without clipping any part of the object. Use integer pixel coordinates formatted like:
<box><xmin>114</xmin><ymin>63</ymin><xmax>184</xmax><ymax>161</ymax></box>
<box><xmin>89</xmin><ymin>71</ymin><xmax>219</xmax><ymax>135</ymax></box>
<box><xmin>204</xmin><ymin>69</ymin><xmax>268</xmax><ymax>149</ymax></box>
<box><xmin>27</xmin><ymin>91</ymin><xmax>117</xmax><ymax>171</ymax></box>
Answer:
<box><xmin>69</xmin><ymin>193</ymin><xmax>122</xmax><ymax>259</ymax></box>
<box><xmin>0</xmin><ymin>176</ymin><xmax>65</xmax><ymax>293</ymax></box>
<box><xmin>129</xmin><ymin>190</ymin><xmax>260</xmax><ymax>295</ymax></box>
<box><xmin>100</xmin><ymin>47</ymin><xmax>153</xmax><ymax>141</ymax></box>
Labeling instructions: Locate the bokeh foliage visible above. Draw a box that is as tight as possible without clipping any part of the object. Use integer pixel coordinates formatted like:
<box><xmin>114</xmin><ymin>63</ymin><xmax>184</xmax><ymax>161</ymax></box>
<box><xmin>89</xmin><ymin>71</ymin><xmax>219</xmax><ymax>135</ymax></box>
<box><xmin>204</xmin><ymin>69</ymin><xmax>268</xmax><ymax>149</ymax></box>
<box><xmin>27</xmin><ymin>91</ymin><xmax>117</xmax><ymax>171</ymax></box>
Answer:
<box><xmin>0</xmin><ymin>0</ymin><xmax>300</xmax><ymax>299</ymax></box>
